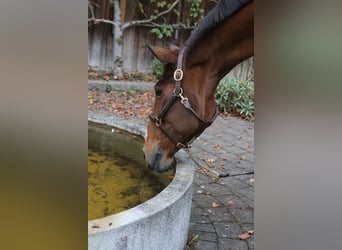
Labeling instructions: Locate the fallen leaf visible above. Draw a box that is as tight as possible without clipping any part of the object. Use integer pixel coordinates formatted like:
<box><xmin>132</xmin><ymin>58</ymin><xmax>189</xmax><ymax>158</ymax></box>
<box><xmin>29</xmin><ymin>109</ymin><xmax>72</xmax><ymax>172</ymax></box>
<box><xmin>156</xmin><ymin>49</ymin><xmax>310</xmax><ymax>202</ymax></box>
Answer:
<box><xmin>211</xmin><ymin>202</ymin><xmax>219</xmax><ymax>208</ymax></box>
<box><xmin>238</xmin><ymin>232</ymin><xmax>250</xmax><ymax>240</ymax></box>
<box><xmin>207</xmin><ymin>158</ymin><xmax>216</xmax><ymax>163</ymax></box>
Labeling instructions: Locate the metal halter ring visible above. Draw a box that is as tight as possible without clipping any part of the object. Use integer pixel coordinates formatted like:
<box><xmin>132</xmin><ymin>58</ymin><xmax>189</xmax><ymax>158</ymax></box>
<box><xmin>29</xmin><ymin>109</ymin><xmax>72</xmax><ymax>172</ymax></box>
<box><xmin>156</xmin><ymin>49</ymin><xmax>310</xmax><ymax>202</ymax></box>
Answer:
<box><xmin>176</xmin><ymin>142</ymin><xmax>186</xmax><ymax>149</ymax></box>
<box><xmin>174</xmin><ymin>86</ymin><xmax>183</xmax><ymax>97</ymax></box>
<box><xmin>173</xmin><ymin>69</ymin><xmax>184</xmax><ymax>81</ymax></box>
<box><xmin>155</xmin><ymin>117</ymin><xmax>162</xmax><ymax>127</ymax></box>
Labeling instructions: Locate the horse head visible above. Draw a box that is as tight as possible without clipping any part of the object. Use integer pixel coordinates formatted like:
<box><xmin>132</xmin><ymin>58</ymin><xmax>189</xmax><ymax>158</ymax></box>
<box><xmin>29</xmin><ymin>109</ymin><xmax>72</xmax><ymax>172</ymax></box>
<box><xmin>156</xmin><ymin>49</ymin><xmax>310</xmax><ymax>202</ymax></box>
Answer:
<box><xmin>143</xmin><ymin>44</ymin><xmax>218</xmax><ymax>173</ymax></box>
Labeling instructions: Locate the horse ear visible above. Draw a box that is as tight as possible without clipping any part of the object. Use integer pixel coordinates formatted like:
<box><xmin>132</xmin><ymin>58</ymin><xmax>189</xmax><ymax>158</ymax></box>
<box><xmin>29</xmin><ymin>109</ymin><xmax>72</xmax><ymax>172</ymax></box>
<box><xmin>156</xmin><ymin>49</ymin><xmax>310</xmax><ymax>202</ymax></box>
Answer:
<box><xmin>169</xmin><ymin>44</ymin><xmax>179</xmax><ymax>50</ymax></box>
<box><xmin>146</xmin><ymin>44</ymin><xmax>179</xmax><ymax>64</ymax></box>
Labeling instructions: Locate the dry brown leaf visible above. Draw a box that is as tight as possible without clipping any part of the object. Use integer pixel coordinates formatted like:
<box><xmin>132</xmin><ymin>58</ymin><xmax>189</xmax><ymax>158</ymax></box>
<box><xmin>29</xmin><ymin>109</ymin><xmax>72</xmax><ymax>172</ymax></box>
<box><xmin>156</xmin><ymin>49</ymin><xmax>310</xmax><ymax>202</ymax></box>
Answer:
<box><xmin>207</xmin><ymin>158</ymin><xmax>216</xmax><ymax>163</ymax></box>
<box><xmin>238</xmin><ymin>232</ymin><xmax>250</xmax><ymax>240</ymax></box>
<box><xmin>211</xmin><ymin>202</ymin><xmax>219</xmax><ymax>208</ymax></box>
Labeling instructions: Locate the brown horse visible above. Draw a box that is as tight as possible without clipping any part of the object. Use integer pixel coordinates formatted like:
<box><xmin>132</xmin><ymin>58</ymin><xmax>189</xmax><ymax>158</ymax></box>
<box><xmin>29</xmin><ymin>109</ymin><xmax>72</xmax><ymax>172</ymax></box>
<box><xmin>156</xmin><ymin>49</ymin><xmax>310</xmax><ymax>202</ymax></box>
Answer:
<box><xmin>143</xmin><ymin>0</ymin><xmax>254</xmax><ymax>172</ymax></box>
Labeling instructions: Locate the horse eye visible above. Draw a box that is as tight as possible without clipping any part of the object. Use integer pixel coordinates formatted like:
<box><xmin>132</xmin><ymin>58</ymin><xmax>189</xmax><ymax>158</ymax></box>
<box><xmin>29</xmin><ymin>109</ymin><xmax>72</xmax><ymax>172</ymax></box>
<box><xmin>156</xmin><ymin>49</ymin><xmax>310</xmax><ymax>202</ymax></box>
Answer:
<box><xmin>155</xmin><ymin>88</ymin><xmax>163</xmax><ymax>97</ymax></box>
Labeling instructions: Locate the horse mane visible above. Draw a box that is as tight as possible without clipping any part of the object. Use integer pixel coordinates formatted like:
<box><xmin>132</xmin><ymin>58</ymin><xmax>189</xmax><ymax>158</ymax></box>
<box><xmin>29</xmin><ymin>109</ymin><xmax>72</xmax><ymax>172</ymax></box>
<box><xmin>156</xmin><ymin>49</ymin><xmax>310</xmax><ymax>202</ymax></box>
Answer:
<box><xmin>185</xmin><ymin>0</ymin><xmax>252</xmax><ymax>55</ymax></box>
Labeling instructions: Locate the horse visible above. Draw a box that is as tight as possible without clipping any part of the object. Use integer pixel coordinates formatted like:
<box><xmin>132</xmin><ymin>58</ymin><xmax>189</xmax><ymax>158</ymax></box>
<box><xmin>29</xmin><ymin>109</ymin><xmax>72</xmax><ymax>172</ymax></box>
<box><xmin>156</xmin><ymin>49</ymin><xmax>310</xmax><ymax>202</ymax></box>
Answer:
<box><xmin>143</xmin><ymin>0</ymin><xmax>254</xmax><ymax>173</ymax></box>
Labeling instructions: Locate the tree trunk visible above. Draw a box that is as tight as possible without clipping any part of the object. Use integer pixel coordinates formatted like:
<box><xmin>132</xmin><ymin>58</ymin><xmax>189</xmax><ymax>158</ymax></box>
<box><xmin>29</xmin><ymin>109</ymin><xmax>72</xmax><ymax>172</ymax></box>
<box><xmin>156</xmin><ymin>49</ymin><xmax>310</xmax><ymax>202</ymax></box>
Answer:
<box><xmin>113</xmin><ymin>0</ymin><xmax>123</xmax><ymax>77</ymax></box>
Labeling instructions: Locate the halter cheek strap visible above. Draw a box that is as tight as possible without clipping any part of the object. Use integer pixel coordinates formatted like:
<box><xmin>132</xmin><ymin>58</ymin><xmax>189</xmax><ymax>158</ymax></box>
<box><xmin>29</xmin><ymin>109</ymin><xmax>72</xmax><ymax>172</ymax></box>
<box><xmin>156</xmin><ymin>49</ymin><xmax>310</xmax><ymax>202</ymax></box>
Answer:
<box><xmin>149</xmin><ymin>46</ymin><xmax>218</xmax><ymax>149</ymax></box>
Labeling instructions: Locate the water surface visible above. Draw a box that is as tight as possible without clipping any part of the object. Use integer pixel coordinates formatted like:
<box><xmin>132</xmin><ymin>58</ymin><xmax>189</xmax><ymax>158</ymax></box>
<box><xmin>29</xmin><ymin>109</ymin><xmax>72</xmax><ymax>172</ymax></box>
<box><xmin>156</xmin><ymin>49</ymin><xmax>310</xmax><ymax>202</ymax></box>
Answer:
<box><xmin>88</xmin><ymin>123</ymin><xmax>172</xmax><ymax>220</ymax></box>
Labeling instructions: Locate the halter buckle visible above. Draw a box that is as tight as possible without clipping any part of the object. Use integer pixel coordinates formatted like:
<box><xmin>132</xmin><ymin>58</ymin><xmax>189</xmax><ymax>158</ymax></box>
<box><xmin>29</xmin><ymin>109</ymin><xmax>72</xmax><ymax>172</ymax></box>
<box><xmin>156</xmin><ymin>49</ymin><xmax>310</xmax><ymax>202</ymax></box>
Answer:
<box><xmin>173</xmin><ymin>69</ymin><xmax>183</xmax><ymax>81</ymax></box>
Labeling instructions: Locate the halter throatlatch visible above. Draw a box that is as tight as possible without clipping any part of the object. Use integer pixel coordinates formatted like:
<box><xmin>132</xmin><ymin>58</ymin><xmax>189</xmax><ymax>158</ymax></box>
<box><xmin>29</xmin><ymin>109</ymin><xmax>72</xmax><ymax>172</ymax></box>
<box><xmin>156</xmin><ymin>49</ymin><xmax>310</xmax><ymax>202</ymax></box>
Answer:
<box><xmin>149</xmin><ymin>46</ymin><xmax>219</xmax><ymax>149</ymax></box>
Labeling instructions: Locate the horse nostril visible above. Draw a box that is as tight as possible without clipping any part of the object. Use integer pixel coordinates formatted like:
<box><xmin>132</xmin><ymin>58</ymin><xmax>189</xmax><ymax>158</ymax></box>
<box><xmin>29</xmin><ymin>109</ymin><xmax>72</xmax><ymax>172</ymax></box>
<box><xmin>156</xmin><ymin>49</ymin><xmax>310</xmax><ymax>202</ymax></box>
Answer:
<box><xmin>155</xmin><ymin>150</ymin><xmax>160</xmax><ymax>157</ymax></box>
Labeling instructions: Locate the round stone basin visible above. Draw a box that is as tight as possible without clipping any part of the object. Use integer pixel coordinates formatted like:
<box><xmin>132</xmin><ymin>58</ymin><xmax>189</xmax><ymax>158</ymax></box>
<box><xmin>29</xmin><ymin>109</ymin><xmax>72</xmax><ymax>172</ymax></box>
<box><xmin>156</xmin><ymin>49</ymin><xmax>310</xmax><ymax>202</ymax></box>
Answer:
<box><xmin>88</xmin><ymin>113</ymin><xmax>195</xmax><ymax>250</ymax></box>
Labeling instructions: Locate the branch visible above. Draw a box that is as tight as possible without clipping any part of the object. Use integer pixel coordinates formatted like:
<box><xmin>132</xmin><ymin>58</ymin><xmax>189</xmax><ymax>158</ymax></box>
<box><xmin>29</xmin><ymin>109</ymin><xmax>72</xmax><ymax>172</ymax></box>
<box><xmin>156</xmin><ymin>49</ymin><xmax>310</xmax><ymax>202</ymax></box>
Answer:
<box><xmin>88</xmin><ymin>0</ymin><xmax>194</xmax><ymax>31</ymax></box>
<box><xmin>88</xmin><ymin>17</ymin><xmax>120</xmax><ymax>29</ymax></box>
<box><xmin>121</xmin><ymin>0</ymin><xmax>180</xmax><ymax>30</ymax></box>
<box><xmin>139</xmin><ymin>22</ymin><xmax>196</xmax><ymax>30</ymax></box>
<box><xmin>88</xmin><ymin>1</ymin><xmax>120</xmax><ymax>28</ymax></box>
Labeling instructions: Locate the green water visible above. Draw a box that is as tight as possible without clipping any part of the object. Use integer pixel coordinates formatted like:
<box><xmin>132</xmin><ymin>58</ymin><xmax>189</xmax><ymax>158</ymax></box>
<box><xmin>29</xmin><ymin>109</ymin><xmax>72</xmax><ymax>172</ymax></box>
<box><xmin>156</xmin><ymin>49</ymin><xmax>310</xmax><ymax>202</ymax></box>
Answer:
<box><xmin>88</xmin><ymin>123</ymin><xmax>173</xmax><ymax>220</ymax></box>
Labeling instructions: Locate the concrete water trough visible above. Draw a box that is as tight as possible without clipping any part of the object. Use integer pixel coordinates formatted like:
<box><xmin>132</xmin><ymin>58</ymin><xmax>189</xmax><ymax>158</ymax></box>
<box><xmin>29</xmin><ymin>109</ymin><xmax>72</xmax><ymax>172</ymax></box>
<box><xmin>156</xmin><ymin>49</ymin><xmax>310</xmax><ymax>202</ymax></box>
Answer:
<box><xmin>88</xmin><ymin>113</ymin><xmax>195</xmax><ymax>250</ymax></box>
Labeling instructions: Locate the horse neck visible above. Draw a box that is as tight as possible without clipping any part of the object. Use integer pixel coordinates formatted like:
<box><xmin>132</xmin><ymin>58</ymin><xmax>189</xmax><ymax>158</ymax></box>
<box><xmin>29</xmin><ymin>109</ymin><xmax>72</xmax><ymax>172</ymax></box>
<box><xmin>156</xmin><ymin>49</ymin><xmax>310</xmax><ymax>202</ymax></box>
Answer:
<box><xmin>184</xmin><ymin>2</ymin><xmax>254</xmax><ymax>117</ymax></box>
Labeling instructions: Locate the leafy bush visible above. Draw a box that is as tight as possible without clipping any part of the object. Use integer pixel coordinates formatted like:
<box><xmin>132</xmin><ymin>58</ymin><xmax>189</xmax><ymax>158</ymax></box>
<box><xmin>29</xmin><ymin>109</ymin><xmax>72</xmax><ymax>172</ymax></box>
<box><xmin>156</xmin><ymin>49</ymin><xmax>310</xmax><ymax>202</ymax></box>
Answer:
<box><xmin>151</xmin><ymin>59</ymin><xmax>164</xmax><ymax>79</ymax></box>
<box><xmin>215</xmin><ymin>77</ymin><xmax>254</xmax><ymax>119</ymax></box>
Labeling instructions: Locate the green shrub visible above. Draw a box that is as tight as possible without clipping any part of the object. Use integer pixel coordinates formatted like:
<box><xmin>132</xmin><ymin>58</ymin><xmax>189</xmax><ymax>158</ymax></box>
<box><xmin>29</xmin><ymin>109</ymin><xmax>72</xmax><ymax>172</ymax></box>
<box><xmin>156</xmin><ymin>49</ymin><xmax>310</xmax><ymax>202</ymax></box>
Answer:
<box><xmin>151</xmin><ymin>59</ymin><xmax>164</xmax><ymax>79</ymax></box>
<box><xmin>215</xmin><ymin>77</ymin><xmax>254</xmax><ymax>119</ymax></box>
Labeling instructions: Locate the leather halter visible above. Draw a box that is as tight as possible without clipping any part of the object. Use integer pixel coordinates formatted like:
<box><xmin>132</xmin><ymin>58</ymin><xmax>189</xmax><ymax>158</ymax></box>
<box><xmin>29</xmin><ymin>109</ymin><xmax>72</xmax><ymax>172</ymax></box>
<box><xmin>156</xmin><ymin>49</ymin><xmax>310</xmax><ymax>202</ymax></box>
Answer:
<box><xmin>149</xmin><ymin>46</ymin><xmax>219</xmax><ymax>149</ymax></box>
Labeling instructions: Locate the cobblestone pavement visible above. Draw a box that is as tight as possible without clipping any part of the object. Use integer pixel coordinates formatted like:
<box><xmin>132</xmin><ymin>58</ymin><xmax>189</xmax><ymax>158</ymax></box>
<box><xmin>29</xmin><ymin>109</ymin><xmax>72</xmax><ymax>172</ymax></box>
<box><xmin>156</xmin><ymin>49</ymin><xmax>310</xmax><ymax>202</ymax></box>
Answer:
<box><xmin>88</xmin><ymin>81</ymin><xmax>254</xmax><ymax>249</ymax></box>
<box><xmin>188</xmin><ymin>116</ymin><xmax>254</xmax><ymax>250</ymax></box>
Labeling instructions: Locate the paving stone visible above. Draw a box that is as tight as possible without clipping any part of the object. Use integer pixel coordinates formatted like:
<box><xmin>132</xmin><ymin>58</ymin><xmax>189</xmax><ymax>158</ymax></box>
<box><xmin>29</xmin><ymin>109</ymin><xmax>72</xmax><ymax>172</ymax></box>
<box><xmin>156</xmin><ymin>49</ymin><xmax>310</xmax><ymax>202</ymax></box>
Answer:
<box><xmin>232</xmin><ymin>187</ymin><xmax>254</xmax><ymax>201</ymax></box>
<box><xmin>226</xmin><ymin>145</ymin><xmax>247</xmax><ymax>156</ymax></box>
<box><xmin>230</xmin><ymin>208</ymin><xmax>254</xmax><ymax>224</ymax></box>
<box><xmin>215</xmin><ymin>195</ymin><xmax>252</xmax><ymax>210</ymax></box>
<box><xmin>192</xmin><ymin>231</ymin><xmax>218</xmax><ymax>242</ymax></box>
<box><xmin>192</xmin><ymin>194</ymin><xmax>223</xmax><ymax>208</ymax></box>
<box><xmin>246</xmin><ymin>236</ymin><xmax>254</xmax><ymax>249</ymax></box>
<box><xmin>218</xmin><ymin>238</ymin><xmax>249</xmax><ymax>250</ymax></box>
<box><xmin>194</xmin><ymin>172</ymin><xmax>213</xmax><ymax>185</ymax></box>
<box><xmin>191</xmin><ymin>206</ymin><xmax>206</xmax><ymax>216</ymax></box>
<box><xmin>190</xmin><ymin>215</ymin><xmax>211</xmax><ymax>224</ymax></box>
<box><xmin>213</xmin><ymin>222</ymin><xmax>242</xmax><ymax>239</ymax></box>
<box><xmin>222</xmin><ymin>177</ymin><xmax>252</xmax><ymax>190</ymax></box>
<box><xmin>193</xmin><ymin>240</ymin><xmax>218</xmax><ymax>250</ymax></box>
<box><xmin>207</xmin><ymin>207</ymin><xmax>237</xmax><ymax>223</ymax></box>
<box><xmin>191</xmin><ymin>223</ymin><xmax>216</xmax><ymax>233</ymax></box>
<box><xmin>203</xmin><ymin>183</ymin><xmax>233</xmax><ymax>196</ymax></box>
<box><xmin>240</xmin><ymin>223</ymin><xmax>254</xmax><ymax>232</ymax></box>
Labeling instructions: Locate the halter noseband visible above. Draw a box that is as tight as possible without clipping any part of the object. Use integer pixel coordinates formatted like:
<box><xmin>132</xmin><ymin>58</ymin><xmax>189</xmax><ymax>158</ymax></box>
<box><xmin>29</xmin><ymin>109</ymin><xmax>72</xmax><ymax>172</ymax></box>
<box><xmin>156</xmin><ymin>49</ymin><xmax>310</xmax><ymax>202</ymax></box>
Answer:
<box><xmin>149</xmin><ymin>47</ymin><xmax>219</xmax><ymax>149</ymax></box>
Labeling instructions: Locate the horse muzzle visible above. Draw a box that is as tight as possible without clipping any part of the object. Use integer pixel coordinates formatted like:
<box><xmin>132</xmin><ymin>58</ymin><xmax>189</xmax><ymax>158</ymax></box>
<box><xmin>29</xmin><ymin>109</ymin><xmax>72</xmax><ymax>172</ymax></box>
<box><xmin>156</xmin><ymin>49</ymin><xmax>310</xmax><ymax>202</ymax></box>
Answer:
<box><xmin>143</xmin><ymin>147</ymin><xmax>175</xmax><ymax>173</ymax></box>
